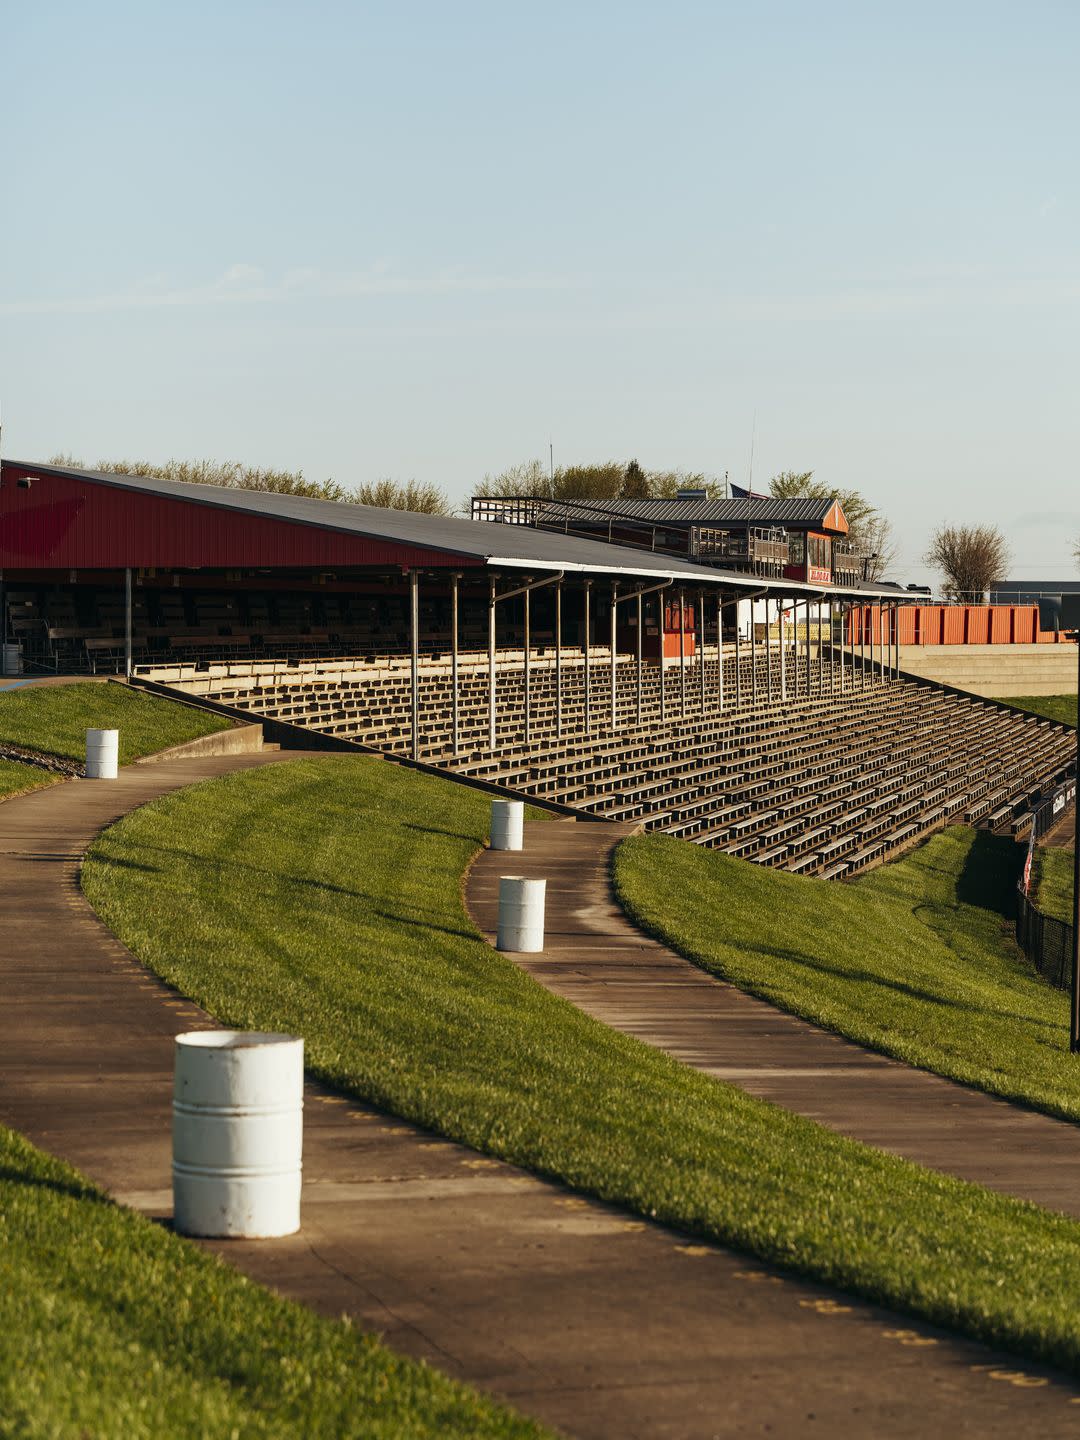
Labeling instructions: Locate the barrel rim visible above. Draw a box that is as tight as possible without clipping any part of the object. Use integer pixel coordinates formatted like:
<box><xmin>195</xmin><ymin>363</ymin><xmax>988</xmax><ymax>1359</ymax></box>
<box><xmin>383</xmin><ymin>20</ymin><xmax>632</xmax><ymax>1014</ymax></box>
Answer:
<box><xmin>176</xmin><ymin>1030</ymin><xmax>303</xmax><ymax>1051</ymax></box>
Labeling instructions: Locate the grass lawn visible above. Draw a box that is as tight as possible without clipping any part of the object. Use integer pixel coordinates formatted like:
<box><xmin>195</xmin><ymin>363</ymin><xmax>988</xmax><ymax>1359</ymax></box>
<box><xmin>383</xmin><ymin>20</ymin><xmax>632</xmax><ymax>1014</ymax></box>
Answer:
<box><xmin>616</xmin><ymin>826</ymin><xmax>1080</xmax><ymax>1122</ymax></box>
<box><xmin>1035</xmin><ymin>847</ymin><xmax>1075</xmax><ymax>927</ymax></box>
<box><xmin>0</xmin><ymin>756</ymin><xmax>61</xmax><ymax>801</ymax></box>
<box><xmin>0</xmin><ymin>681</ymin><xmax>231</xmax><ymax>763</ymax></box>
<box><xmin>81</xmin><ymin>757</ymin><xmax>1080</xmax><ymax>1377</ymax></box>
<box><xmin>0</xmin><ymin>1124</ymin><xmax>546</xmax><ymax>1439</ymax></box>
<box><xmin>996</xmin><ymin>694</ymin><xmax>1078</xmax><ymax>727</ymax></box>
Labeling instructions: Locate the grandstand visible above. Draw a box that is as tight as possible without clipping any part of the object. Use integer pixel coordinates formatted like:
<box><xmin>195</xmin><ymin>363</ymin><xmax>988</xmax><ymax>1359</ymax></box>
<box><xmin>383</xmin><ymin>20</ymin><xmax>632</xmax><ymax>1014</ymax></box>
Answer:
<box><xmin>1</xmin><ymin>458</ymin><xmax>1074</xmax><ymax>879</ymax></box>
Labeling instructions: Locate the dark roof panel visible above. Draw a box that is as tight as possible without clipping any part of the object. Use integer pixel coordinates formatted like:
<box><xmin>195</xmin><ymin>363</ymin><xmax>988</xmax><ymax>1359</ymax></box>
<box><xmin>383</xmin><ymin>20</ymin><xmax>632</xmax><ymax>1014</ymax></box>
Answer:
<box><xmin>535</xmin><ymin>495</ymin><xmax>844</xmax><ymax>528</ymax></box>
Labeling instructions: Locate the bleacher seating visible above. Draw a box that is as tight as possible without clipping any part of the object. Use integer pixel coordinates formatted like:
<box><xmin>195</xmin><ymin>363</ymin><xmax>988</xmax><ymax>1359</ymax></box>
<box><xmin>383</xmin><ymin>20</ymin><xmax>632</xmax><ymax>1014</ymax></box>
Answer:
<box><xmin>159</xmin><ymin>647</ymin><xmax>1077</xmax><ymax>879</ymax></box>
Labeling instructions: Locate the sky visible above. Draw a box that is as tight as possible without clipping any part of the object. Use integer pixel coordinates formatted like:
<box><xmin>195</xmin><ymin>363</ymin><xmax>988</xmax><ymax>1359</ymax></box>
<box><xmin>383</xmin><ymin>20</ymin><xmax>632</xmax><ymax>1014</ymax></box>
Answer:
<box><xmin>2</xmin><ymin>0</ymin><xmax>1077</xmax><ymax>585</ymax></box>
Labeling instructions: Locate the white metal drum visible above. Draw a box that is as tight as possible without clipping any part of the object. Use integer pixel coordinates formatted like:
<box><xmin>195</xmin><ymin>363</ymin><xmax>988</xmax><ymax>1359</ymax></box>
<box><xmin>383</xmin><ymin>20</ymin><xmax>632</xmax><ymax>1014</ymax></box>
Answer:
<box><xmin>172</xmin><ymin>1031</ymin><xmax>304</xmax><ymax>1239</ymax></box>
<box><xmin>490</xmin><ymin>798</ymin><xmax>524</xmax><ymax>851</ymax></box>
<box><xmin>496</xmin><ymin>875</ymin><xmax>546</xmax><ymax>953</ymax></box>
<box><xmin>85</xmin><ymin>728</ymin><xmax>119</xmax><ymax>780</ymax></box>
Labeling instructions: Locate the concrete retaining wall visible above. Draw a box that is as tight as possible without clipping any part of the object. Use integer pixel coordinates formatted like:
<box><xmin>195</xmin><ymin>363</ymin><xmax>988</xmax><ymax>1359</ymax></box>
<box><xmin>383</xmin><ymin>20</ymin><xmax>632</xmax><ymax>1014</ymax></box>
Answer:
<box><xmin>134</xmin><ymin>724</ymin><xmax>265</xmax><ymax>764</ymax></box>
<box><xmin>893</xmin><ymin>645</ymin><xmax>1078</xmax><ymax>697</ymax></box>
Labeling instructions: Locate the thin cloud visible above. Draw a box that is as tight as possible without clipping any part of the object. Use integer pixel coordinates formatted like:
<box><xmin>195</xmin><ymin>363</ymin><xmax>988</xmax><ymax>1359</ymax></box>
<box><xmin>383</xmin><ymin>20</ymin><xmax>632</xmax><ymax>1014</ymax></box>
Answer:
<box><xmin>0</xmin><ymin>262</ymin><xmax>573</xmax><ymax>317</ymax></box>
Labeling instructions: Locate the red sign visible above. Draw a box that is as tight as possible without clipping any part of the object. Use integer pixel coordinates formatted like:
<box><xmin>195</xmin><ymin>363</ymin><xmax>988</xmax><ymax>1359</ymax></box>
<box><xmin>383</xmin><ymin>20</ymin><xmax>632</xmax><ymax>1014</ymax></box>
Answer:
<box><xmin>808</xmin><ymin>565</ymin><xmax>831</xmax><ymax>584</ymax></box>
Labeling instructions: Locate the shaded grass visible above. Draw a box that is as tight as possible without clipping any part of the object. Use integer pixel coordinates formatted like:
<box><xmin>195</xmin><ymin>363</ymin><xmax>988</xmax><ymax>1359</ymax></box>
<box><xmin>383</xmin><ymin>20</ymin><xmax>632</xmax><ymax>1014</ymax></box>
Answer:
<box><xmin>81</xmin><ymin>756</ymin><xmax>1080</xmax><ymax>1378</ymax></box>
<box><xmin>615</xmin><ymin>826</ymin><xmax>1080</xmax><ymax>1121</ymax></box>
<box><xmin>0</xmin><ymin>682</ymin><xmax>231</xmax><ymax>763</ymax></box>
<box><xmin>0</xmin><ymin>757</ymin><xmax>60</xmax><ymax>801</ymax></box>
<box><xmin>0</xmin><ymin>1124</ymin><xmax>546</xmax><ymax>1440</ymax></box>
<box><xmin>996</xmin><ymin>694</ymin><xmax>1078</xmax><ymax>727</ymax></box>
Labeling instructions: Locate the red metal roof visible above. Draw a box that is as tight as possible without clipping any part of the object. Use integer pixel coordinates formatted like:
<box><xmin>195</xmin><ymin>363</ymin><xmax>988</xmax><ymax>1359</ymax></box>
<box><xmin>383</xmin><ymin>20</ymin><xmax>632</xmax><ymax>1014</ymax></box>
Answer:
<box><xmin>0</xmin><ymin>462</ymin><xmax>478</xmax><ymax>572</ymax></box>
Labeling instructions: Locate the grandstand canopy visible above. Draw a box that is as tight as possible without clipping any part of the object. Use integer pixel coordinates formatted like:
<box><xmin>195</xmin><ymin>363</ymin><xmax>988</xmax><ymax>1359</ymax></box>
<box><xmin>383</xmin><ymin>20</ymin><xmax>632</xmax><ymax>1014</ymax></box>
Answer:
<box><xmin>0</xmin><ymin>460</ymin><xmax>895</xmax><ymax>598</ymax></box>
<box><xmin>531</xmin><ymin>494</ymin><xmax>851</xmax><ymax>534</ymax></box>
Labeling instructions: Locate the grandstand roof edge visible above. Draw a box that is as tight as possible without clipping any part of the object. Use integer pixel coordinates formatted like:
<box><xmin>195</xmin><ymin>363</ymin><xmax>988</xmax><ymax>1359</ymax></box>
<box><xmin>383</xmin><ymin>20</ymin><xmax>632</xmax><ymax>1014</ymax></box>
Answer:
<box><xmin>3</xmin><ymin>460</ymin><xmax>901</xmax><ymax>597</ymax></box>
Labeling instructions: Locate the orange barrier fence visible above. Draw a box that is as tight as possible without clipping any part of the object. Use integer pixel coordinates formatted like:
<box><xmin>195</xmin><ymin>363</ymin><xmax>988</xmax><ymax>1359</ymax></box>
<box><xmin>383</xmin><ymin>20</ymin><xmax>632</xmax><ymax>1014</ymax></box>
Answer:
<box><xmin>845</xmin><ymin>604</ymin><xmax>1074</xmax><ymax>646</ymax></box>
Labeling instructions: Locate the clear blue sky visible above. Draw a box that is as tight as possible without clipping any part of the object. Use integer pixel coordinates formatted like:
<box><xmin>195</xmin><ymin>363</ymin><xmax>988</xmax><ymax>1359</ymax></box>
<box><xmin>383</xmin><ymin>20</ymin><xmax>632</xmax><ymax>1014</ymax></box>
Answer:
<box><xmin>3</xmin><ymin>1</ymin><xmax>1076</xmax><ymax>584</ymax></box>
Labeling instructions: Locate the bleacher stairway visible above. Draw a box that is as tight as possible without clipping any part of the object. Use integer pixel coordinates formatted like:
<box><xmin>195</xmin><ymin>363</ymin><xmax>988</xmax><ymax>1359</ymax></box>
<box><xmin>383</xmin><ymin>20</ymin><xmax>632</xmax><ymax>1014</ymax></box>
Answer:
<box><xmin>156</xmin><ymin>649</ymin><xmax>1077</xmax><ymax>880</ymax></box>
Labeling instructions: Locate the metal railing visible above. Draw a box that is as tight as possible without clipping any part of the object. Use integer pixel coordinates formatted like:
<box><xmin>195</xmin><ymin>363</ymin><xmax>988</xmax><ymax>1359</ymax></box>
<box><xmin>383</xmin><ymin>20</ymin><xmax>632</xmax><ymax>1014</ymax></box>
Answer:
<box><xmin>1015</xmin><ymin>779</ymin><xmax>1076</xmax><ymax>989</ymax></box>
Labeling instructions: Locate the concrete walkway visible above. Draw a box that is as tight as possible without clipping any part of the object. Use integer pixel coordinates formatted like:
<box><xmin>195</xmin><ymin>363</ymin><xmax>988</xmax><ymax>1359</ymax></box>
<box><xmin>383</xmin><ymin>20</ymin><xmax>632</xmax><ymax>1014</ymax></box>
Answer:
<box><xmin>2</xmin><ymin>767</ymin><xmax>1080</xmax><ymax>1437</ymax></box>
<box><xmin>468</xmin><ymin>822</ymin><xmax>1080</xmax><ymax>1218</ymax></box>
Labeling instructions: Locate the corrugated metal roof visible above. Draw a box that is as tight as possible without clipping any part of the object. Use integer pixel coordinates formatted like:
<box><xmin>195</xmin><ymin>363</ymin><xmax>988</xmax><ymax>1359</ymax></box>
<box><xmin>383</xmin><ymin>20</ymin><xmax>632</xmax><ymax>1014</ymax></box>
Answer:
<box><xmin>536</xmin><ymin>495</ymin><xmax>842</xmax><ymax>527</ymax></box>
<box><xmin>6</xmin><ymin>461</ymin><xmax>895</xmax><ymax>596</ymax></box>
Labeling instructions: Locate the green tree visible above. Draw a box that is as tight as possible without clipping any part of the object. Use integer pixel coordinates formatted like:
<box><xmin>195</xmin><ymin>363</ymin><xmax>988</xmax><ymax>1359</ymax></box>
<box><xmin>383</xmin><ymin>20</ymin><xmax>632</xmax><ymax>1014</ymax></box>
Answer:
<box><xmin>553</xmin><ymin>461</ymin><xmax>625</xmax><ymax>500</ymax></box>
<box><xmin>620</xmin><ymin>459</ymin><xmax>651</xmax><ymax>498</ymax></box>
<box><xmin>768</xmin><ymin>470</ymin><xmax>896</xmax><ymax>580</ymax></box>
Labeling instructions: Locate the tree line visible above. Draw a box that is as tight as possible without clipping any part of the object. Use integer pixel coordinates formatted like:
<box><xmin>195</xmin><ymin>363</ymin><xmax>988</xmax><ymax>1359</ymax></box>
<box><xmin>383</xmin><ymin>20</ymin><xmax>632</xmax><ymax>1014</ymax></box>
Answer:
<box><xmin>47</xmin><ymin>451</ymin><xmax>1037</xmax><ymax>599</ymax></box>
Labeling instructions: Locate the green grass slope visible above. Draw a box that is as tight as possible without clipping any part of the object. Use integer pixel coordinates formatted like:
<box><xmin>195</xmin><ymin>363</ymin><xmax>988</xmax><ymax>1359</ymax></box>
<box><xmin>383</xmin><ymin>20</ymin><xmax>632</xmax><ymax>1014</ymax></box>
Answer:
<box><xmin>996</xmin><ymin>694</ymin><xmax>1078</xmax><ymax>727</ymax></box>
<box><xmin>0</xmin><ymin>756</ymin><xmax>61</xmax><ymax>801</ymax></box>
<box><xmin>80</xmin><ymin>757</ymin><xmax>1080</xmax><ymax>1376</ymax></box>
<box><xmin>0</xmin><ymin>681</ymin><xmax>231</xmax><ymax>763</ymax></box>
<box><xmin>615</xmin><ymin>826</ymin><xmax>1080</xmax><ymax>1120</ymax></box>
<box><xmin>1035</xmin><ymin>847</ymin><xmax>1075</xmax><ymax>927</ymax></box>
<box><xmin>0</xmin><ymin>1124</ymin><xmax>546</xmax><ymax>1439</ymax></box>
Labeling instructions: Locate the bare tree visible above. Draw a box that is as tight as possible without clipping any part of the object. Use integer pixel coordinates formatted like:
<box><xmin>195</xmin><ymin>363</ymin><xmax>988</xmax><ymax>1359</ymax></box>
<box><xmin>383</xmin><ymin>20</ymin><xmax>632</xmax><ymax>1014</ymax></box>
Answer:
<box><xmin>48</xmin><ymin>454</ymin><xmax>452</xmax><ymax>513</ymax></box>
<box><xmin>352</xmin><ymin>479</ymin><xmax>453</xmax><ymax>514</ymax></box>
<box><xmin>923</xmin><ymin>524</ymin><xmax>1010</xmax><ymax>601</ymax></box>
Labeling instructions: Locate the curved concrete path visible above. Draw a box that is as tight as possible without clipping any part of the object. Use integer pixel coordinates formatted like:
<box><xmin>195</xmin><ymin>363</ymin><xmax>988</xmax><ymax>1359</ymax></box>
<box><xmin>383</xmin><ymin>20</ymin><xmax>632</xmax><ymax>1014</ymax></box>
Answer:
<box><xmin>1</xmin><ymin>764</ymin><xmax>1079</xmax><ymax>1438</ymax></box>
<box><xmin>468</xmin><ymin>821</ymin><xmax>1080</xmax><ymax>1217</ymax></box>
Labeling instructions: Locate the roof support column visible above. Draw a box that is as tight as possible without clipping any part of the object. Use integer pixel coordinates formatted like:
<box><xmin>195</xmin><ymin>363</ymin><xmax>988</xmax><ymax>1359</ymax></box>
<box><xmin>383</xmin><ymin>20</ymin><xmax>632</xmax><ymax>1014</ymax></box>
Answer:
<box><xmin>451</xmin><ymin>573</ymin><xmax>460</xmax><ymax>756</ymax></box>
<box><xmin>409</xmin><ymin>569</ymin><xmax>420</xmax><ymax>762</ymax></box>
<box><xmin>678</xmin><ymin>588</ymin><xmax>686</xmax><ymax>720</ymax></box>
<box><xmin>750</xmin><ymin>601</ymin><xmax>758</xmax><ymax>708</ymax></box>
<box><xmin>869</xmin><ymin>604</ymin><xmax>875</xmax><ymax>684</ymax></box>
<box><xmin>698</xmin><ymin>589</ymin><xmax>706</xmax><ymax>714</ymax></box>
<box><xmin>817</xmin><ymin>600</ymin><xmax>824</xmax><ymax>695</ymax></box>
<box><xmin>124</xmin><ymin>567</ymin><xmax>133</xmax><ymax>680</ymax></box>
<box><xmin>636</xmin><ymin>591</ymin><xmax>643</xmax><ymax>728</ymax></box>
<box><xmin>584</xmin><ymin>580</ymin><xmax>592</xmax><ymax>739</ymax></box>
<box><xmin>765</xmin><ymin>598</ymin><xmax>773</xmax><ymax>705</ymax></box>
<box><xmin>860</xmin><ymin>605</ymin><xmax>867</xmax><ymax>688</ymax></box>
<box><xmin>555</xmin><ymin>580</ymin><xmax>563</xmax><ymax>742</ymax></box>
<box><xmin>780</xmin><ymin>598</ymin><xmax>787</xmax><ymax>704</ymax></box>
<box><xmin>716</xmin><ymin>594</ymin><xmax>724</xmax><ymax>714</ymax></box>
<box><xmin>838</xmin><ymin>602</ymin><xmax>845</xmax><ymax>695</ymax></box>
<box><xmin>488</xmin><ymin>575</ymin><xmax>497</xmax><ymax>751</ymax></box>
<box><xmin>523</xmin><ymin>586</ymin><xmax>532</xmax><ymax>746</ymax></box>
<box><xmin>893</xmin><ymin>603</ymin><xmax>900</xmax><ymax>681</ymax></box>
<box><xmin>610</xmin><ymin>582</ymin><xmax>619</xmax><ymax>732</ymax></box>
<box><xmin>829</xmin><ymin>599</ymin><xmax>836</xmax><ymax>696</ymax></box>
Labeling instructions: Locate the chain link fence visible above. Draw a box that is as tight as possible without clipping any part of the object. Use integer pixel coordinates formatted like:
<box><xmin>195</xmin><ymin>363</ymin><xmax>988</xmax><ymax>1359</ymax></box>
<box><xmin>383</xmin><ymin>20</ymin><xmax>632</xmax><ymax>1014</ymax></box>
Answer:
<box><xmin>1015</xmin><ymin>780</ymin><xmax>1076</xmax><ymax>989</ymax></box>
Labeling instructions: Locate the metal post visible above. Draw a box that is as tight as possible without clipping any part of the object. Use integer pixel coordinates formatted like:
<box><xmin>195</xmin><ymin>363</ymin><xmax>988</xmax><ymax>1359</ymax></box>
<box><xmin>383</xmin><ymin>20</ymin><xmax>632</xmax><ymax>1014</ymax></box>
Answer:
<box><xmin>409</xmin><ymin>569</ymin><xmax>420</xmax><ymax>762</ymax></box>
<box><xmin>893</xmin><ymin>603</ymin><xmax>899</xmax><ymax>679</ymax></box>
<box><xmin>765</xmin><ymin>597</ymin><xmax>773</xmax><ymax>703</ymax></box>
<box><xmin>793</xmin><ymin>597</ymin><xmax>801</xmax><ymax>697</ymax></box>
<box><xmin>1072</xmin><ymin>631</ymin><xmax>1080</xmax><ymax>1052</ymax></box>
<box><xmin>879</xmin><ymin>604</ymin><xmax>886</xmax><ymax>681</ymax></box>
<box><xmin>839</xmin><ymin>602</ymin><xmax>845</xmax><ymax>694</ymax></box>
<box><xmin>829</xmin><ymin>600</ymin><xmax>836</xmax><ymax>695</ymax></box>
<box><xmin>610</xmin><ymin>582</ymin><xmax>618</xmax><ymax>732</ymax></box>
<box><xmin>678</xmin><ymin>589</ymin><xmax>686</xmax><ymax>719</ymax></box>
<box><xmin>488</xmin><ymin>575</ymin><xmax>497</xmax><ymax>751</ymax></box>
<box><xmin>524</xmin><ymin>585</ymin><xmax>531</xmax><ymax>745</ymax></box>
<box><xmin>555</xmin><ymin>580</ymin><xmax>563</xmax><ymax>741</ymax></box>
<box><xmin>750</xmin><ymin>602</ymin><xmax>758</xmax><ymax>707</ymax></box>
<box><xmin>124</xmin><ymin>567</ymin><xmax>133</xmax><ymax>679</ymax></box>
<box><xmin>584</xmin><ymin>580</ymin><xmax>592</xmax><ymax>738</ymax></box>
<box><xmin>698</xmin><ymin>589</ymin><xmax>706</xmax><ymax>713</ymax></box>
<box><xmin>735</xmin><ymin>607</ymin><xmax>742</xmax><ymax>707</ymax></box>
<box><xmin>817</xmin><ymin>601</ymin><xmax>824</xmax><ymax>694</ymax></box>
<box><xmin>860</xmin><ymin>605</ymin><xmax>867</xmax><ymax>687</ymax></box>
<box><xmin>636</xmin><ymin>591</ymin><xmax>643</xmax><ymax>727</ymax></box>
<box><xmin>451</xmin><ymin>573</ymin><xmax>460</xmax><ymax>755</ymax></box>
<box><xmin>780</xmin><ymin>599</ymin><xmax>787</xmax><ymax>703</ymax></box>
<box><xmin>717</xmin><ymin>595</ymin><xmax>724</xmax><ymax>713</ymax></box>
<box><xmin>660</xmin><ymin>596</ymin><xmax>667</xmax><ymax>726</ymax></box>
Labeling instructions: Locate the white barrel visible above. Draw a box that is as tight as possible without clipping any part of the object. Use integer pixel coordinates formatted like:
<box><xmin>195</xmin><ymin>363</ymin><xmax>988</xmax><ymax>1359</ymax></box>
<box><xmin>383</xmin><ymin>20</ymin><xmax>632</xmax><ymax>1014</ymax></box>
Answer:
<box><xmin>490</xmin><ymin>798</ymin><xmax>524</xmax><ymax>851</ymax></box>
<box><xmin>172</xmin><ymin>1031</ymin><xmax>304</xmax><ymax>1239</ymax></box>
<box><xmin>85</xmin><ymin>728</ymin><xmax>119</xmax><ymax>780</ymax></box>
<box><xmin>497</xmin><ymin>875</ymin><xmax>546</xmax><ymax>953</ymax></box>
<box><xmin>1</xmin><ymin>643</ymin><xmax>22</xmax><ymax>676</ymax></box>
